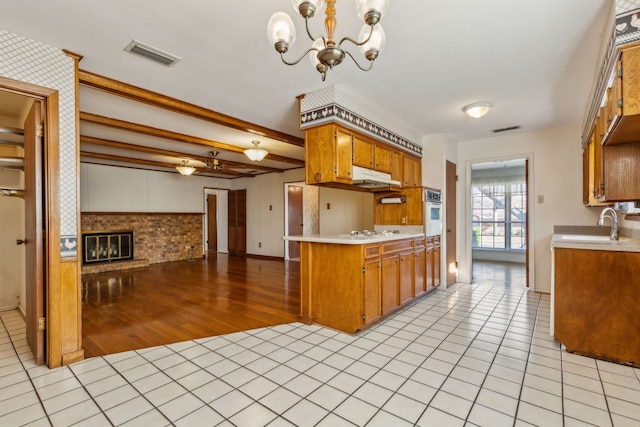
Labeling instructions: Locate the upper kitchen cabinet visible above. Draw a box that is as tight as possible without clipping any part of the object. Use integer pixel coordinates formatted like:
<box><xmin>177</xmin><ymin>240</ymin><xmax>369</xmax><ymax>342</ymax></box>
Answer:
<box><xmin>305</xmin><ymin>123</ymin><xmax>353</xmax><ymax>185</ymax></box>
<box><xmin>582</xmin><ymin>42</ymin><xmax>640</xmax><ymax>202</ymax></box>
<box><xmin>603</xmin><ymin>44</ymin><xmax>640</xmax><ymax>146</ymax></box>
<box><xmin>352</xmin><ymin>136</ymin><xmax>392</xmax><ymax>173</ymax></box>
<box><xmin>403</xmin><ymin>155</ymin><xmax>422</xmax><ymax>188</ymax></box>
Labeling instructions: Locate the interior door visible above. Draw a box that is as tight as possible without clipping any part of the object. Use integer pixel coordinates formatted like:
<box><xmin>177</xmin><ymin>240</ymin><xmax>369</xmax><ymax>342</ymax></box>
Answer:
<box><xmin>446</xmin><ymin>161</ymin><xmax>457</xmax><ymax>285</ymax></box>
<box><xmin>24</xmin><ymin>100</ymin><xmax>45</xmax><ymax>364</ymax></box>
<box><xmin>207</xmin><ymin>194</ymin><xmax>217</xmax><ymax>251</ymax></box>
<box><xmin>287</xmin><ymin>185</ymin><xmax>303</xmax><ymax>259</ymax></box>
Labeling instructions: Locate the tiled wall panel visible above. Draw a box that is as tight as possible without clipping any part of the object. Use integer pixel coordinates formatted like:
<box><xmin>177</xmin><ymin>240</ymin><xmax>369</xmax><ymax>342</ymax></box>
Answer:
<box><xmin>0</xmin><ymin>29</ymin><xmax>78</xmax><ymax>257</ymax></box>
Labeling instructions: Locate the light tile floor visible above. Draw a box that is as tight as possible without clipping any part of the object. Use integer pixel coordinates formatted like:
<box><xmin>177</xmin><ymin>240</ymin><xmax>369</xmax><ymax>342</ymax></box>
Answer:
<box><xmin>1</xmin><ymin>271</ymin><xmax>640</xmax><ymax>426</ymax></box>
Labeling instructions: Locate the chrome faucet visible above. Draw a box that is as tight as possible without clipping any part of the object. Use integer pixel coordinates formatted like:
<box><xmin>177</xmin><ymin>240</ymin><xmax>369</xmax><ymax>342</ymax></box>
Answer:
<box><xmin>597</xmin><ymin>207</ymin><xmax>619</xmax><ymax>240</ymax></box>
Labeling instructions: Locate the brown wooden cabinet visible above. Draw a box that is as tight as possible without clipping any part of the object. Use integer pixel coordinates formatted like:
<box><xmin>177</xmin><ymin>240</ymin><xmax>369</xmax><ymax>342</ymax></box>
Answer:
<box><xmin>390</xmin><ymin>150</ymin><xmax>403</xmax><ymax>184</ymax></box>
<box><xmin>554</xmin><ymin>247</ymin><xmax>640</xmax><ymax>366</ymax></box>
<box><xmin>403</xmin><ymin>155</ymin><xmax>422</xmax><ymax>187</ymax></box>
<box><xmin>298</xmin><ymin>236</ymin><xmax>431</xmax><ymax>333</ymax></box>
<box><xmin>305</xmin><ymin>123</ymin><xmax>353</xmax><ymax>185</ymax></box>
<box><xmin>374</xmin><ymin>144</ymin><xmax>392</xmax><ymax>173</ymax></box>
<box><xmin>583</xmin><ymin>43</ymin><xmax>640</xmax><ymax>202</ymax></box>
<box><xmin>432</xmin><ymin>236</ymin><xmax>441</xmax><ymax>287</ymax></box>
<box><xmin>352</xmin><ymin>137</ymin><xmax>392</xmax><ymax>173</ymax></box>
<box><xmin>413</xmin><ymin>239</ymin><xmax>427</xmax><ymax>297</ymax></box>
<box><xmin>374</xmin><ymin>187</ymin><xmax>423</xmax><ymax>226</ymax></box>
<box><xmin>425</xmin><ymin>236</ymin><xmax>441</xmax><ymax>292</ymax></box>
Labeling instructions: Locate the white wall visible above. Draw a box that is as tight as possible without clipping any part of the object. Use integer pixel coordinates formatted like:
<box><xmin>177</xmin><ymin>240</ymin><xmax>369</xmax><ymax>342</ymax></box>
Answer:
<box><xmin>81</xmin><ymin>163</ymin><xmax>231</xmax><ymax>212</ymax></box>
<box><xmin>457</xmin><ymin>124</ymin><xmax>601</xmax><ymax>292</ymax></box>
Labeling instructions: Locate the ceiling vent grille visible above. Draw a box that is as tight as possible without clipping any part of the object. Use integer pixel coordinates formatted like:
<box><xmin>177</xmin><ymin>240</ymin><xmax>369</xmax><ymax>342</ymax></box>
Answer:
<box><xmin>124</xmin><ymin>40</ymin><xmax>181</xmax><ymax>67</ymax></box>
<box><xmin>492</xmin><ymin>125</ymin><xmax>521</xmax><ymax>133</ymax></box>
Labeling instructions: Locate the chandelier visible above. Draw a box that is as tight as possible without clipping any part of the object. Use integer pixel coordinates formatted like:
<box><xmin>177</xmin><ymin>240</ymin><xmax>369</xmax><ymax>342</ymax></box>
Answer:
<box><xmin>267</xmin><ymin>0</ymin><xmax>389</xmax><ymax>81</ymax></box>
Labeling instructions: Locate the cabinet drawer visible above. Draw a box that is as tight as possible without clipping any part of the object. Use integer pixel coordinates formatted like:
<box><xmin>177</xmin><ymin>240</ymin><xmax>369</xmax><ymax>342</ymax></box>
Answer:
<box><xmin>382</xmin><ymin>239</ymin><xmax>413</xmax><ymax>254</ymax></box>
<box><xmin>364</xmin><ymin>244</ymin><xmax>381</xmax><ymax>258</ymax></box>
<box><xmin>413</xmin><ymin>238</ymin><xmax>426</xmax><ymax>248</ymax></box>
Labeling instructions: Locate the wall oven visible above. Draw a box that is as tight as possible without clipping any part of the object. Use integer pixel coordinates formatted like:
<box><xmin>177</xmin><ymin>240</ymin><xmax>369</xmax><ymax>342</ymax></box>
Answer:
<box><xmin>424</xmin><ymin>189</ymin><xmax>442</xmax><ymax>237</ymax></box>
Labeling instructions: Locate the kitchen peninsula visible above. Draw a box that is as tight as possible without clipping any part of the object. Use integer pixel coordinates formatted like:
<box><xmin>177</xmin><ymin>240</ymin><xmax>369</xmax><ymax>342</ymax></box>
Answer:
<box><xmin>284</xmin><ymin>232</ymin><xmax>440</xmax><ymax>334</ymax></box>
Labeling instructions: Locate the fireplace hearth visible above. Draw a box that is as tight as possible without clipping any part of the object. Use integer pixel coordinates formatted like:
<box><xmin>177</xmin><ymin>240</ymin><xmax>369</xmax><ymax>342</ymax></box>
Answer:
<box><xmin>82</xmin><ymin>230</ymin><xmax>134</xmax><ymax>265</ymax></box>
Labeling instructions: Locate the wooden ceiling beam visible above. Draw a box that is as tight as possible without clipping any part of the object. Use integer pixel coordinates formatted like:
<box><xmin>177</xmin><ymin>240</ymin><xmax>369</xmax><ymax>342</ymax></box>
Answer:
<box><xmin>78</xmin><ymin>69</ymin><xmax>305</xmax><ymax>148</ymax></box>
<box><xmin>80</xmin><ymin>112</ymin><xmax>305</xmax><ymax>166</ymax></box>
<box><xmin>80</xmin><ymin>135</ymin><xmax>285</xmax><ymax>173</ymax></box>
<box><xmin>80</xmin><ymin>151</ymin><xmax>255</xmax><ymax>177</ymax></box>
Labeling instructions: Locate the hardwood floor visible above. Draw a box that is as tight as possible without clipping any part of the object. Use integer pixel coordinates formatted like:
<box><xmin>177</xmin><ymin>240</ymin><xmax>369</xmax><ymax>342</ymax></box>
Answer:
<box><xmin>81</xmin><ymin>253</ymin><xmax>300</xmax><ymax>358</ymax></box>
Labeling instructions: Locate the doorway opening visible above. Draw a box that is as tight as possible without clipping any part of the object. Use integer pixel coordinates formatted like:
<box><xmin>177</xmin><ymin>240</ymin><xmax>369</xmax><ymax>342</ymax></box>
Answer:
<box><xmin>284</xmin><ymin>182</ymin><xmax>304</xmax><ymax>261</ymax></box>
<box><xmin>470</xmin><ymin>158</ymin><xmax>529</xmax><ymax>288</ymax></box>
<box><xmin>204</xmin><ymin>188</ymin><xmax>229</xmax><ymax>255</ymax></box>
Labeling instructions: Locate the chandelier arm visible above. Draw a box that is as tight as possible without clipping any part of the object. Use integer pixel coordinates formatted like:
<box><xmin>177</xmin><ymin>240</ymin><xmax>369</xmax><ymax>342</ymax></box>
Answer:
<box><xmin>337</xmin><ymin>25</ymin><xmax>374</xmax><ymax>48</ymax></box>
<box><xmin>344</xmin><ymin>50</ymin><xmax>374</xmax><ymax>72</ymax></box>
<box><xmin>303</xmin><ymin>17</ymin><xmax>326</xmax><ymax>45</ymax></box>
<box><xmin>280</xmin><ymin>48</ymin><xmax>321</xmax><ymax>66</ymax></box>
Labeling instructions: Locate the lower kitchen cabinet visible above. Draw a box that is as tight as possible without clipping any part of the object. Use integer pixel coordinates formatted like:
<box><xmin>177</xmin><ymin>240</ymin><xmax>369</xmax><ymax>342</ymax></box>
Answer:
<box><xmin>433</xmin><ymin>236</ymin><xmax>441</xmax><ymax>287</ymax></box>
<box><xmin>554</xmin><ymin>247</ymin><xmax>640</xmax><ymax>366</ymax></box>
<box><xmin>297</xmin><ymin>236</ymin><xmax>432</xmax><ymax>333</ymax></box>
<box><xmin>425</xmin><ymin>236</ymin><xmax>441</xmax><ymax>292</ymax></box>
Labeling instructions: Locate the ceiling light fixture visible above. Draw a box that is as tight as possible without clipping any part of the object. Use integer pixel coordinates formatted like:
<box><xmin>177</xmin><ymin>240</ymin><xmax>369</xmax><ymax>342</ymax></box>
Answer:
<box><xmin>463</xmin><ymin>102</ymin><xmax>492</xmax><ymax>119</ymax></box>
<box><xmin>244</xmin><ymin>141</ymin><xmax>269</xmax><ymax>162</ymax></box>
<box><xmin>267</xmin><ymin>0</ymin><xmax>389</xmax><ymax>81</ymax></box>
<box><xmin>176</xmin><ymin>160</ymin><xmax>196</xmax><ymax>176</ymax></box>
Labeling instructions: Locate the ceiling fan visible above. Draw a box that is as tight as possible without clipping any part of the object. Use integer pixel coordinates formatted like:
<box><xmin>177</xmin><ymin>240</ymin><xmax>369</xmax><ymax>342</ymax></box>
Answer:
<box><xmin>206</xmin><ymin>151</ymin><xmax>224</xmax><ymax>170</ymax></box>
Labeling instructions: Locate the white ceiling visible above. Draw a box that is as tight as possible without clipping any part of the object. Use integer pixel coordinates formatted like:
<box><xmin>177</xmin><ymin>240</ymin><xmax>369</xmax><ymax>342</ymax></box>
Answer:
<box><xmin>1</xmin><ymin>0</ymin><xmax>615</xmax><ymax>176</ymax></box>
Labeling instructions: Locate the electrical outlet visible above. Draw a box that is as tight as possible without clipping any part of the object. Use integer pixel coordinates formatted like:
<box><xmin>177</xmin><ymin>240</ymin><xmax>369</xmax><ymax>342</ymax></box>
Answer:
<box><xmin>259</xmin><ymin>242</ymin><xmax>262</xmax><ymax>248</ymax></box>
<box><xmin>537</xmin><ymin>195</ymin><xmax>544</xmax><ymax>204</ymax></box>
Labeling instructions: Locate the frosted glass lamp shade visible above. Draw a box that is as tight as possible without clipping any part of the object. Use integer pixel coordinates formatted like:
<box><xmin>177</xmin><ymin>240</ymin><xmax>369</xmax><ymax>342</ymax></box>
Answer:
<box><xmin>359</xmin><ymin>24</ymin><xmax>386</xmax><ymax>55</ymax></box>
<box><xmin>463</xmin><ymin>102</ymin><xmax>492</xmax><ymax>118</ymax></box>
<box><xmin>244</xmin><ymin>141</ymin><xmax>269</xmax><ymax>162</ymax></box>
<box><xmin>355</xmin><ymin>0</ymin><xmax>389</xmax><ymax>19</ymax></box>
<box><xmin>176</xmin><ymin>161</ymin><xmax>196</xmax><ymax>176</ymax></box>
<box><xmin>267</xmin><ymin>12</ymin><xmax>296</xmax><ymax>46</ymax></box>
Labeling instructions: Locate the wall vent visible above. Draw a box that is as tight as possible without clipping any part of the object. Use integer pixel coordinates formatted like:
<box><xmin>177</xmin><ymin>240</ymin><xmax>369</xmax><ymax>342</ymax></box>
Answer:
<box><xmin>492</xmin><ymin>125</ymin><xmax>521</xmax><ymax>133</ymax></box>
<box><xmin>124</xmin><ymin>40</ymin><xmax>181</xmax><ymax>67</ymax></box>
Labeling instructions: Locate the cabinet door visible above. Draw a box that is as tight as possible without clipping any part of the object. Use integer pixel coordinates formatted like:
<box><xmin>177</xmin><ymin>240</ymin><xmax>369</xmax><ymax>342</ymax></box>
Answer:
<box><xmin>363</xmin><ymin>258</ymin><xmax>382</xmax><ymax>326</ymax></box>
<box><xmin>390</xmin><ymin>151</ymin><xmax>403</xmax><ymax>183</ymax></box>
<box><xmin>335</xmin><ymin>128</ymin><xmax>353</xmax><ymax>181</ymax></box>
<box><xmin>398</xmin><ymin>249</ymin><xmax>414</xmax><ymax>305</ymax></box>
<box><xmin>353</xmin><ymin>136</ymin><xmax>374</xmax><ymax>168</ymax></box>
<box><xmin>381</xmin><ymin>254</ymin><xmax>399</xmax><ymax>315</ymax></box>
<box><xmin>403</xmin><ymin>155</ymin><xmax>422</xmax><ymax>187</ymax></box>
<box><xmin>433</xmin><ymin>237</ymin><xmax>441</xmax><ymax>287</ymax></box>
<box><xmin>414</xmin><ymin>246</ymin><xmax>426</xmax><ymax>297</ymax></box>
<box><xmin>593</xmin><ymin>110</ymin><xmax>605</xmax><ymax>199</ymax></box>
<box><xmin>425</xmin><ymin>238</ymin><xmax>434</xmax><ymax>291</ymax></box>
<box><xmin>374</xmin><ymin>145</ymin><xmax>392</xmax><ymax>173</ymax></box>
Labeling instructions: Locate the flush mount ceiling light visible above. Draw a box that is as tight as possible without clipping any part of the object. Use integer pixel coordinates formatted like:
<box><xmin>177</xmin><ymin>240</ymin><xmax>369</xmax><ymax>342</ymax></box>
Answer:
<box><xmin>463</xmin><ymin>102</ymin><xmax>492</xmax><ymax>119</ymax></box>
<box><xmin>244</xmin><ymin>141</ymin><xmax>269</xmax><ymax>162</ymax></box>
<box><xmin>176</xmin><ymin>160</ymin><xmax>196</xmax><ymax>176</ymax></box>
<box><xmin>267</xmin><ymin>0</ymin><xmax>389</xmax><ymax>81</ymax></box>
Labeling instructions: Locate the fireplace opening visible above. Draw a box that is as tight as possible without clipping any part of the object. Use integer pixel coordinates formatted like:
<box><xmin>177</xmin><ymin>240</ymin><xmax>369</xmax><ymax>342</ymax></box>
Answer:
<box><xmin>82</xmin><ymin>230</ymin><xmax>134</xmax><ymax>265</ymax></box>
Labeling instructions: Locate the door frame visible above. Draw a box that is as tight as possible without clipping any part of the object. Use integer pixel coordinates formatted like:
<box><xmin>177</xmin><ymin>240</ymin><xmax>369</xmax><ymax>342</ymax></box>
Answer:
<box><xmin>0</xmin><ymin>76</ymin><xmax>61</xmax><ymax>365</ymax></box>
<box><xmin>465</xmin><ymin>154</ymin><xmax>534</xmax><ymax>290</ymax></box>
<box><xmin>284</xmin><ymin>182</ymin><xmax>304</xmax><ymax>260</ymax></box>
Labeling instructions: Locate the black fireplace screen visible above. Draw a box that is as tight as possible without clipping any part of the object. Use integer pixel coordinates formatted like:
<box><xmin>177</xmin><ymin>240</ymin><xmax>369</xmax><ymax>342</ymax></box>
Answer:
<box><xmin>82</xmin><ymin>231</ymin><xmax>134</xmax><ymax>265</ymax></box>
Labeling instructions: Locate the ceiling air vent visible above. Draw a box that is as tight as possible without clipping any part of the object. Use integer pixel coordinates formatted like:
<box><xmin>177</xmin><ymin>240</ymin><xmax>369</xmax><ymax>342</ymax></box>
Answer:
<box><xmin>124</xmin><ymin>40</ymin><xmax>181</xmax><ymax>67</ymax></box>
<box><xmin>492</xmin><ymin>125</ymin><xmax>521</xmax><ymax>133</ymax></box>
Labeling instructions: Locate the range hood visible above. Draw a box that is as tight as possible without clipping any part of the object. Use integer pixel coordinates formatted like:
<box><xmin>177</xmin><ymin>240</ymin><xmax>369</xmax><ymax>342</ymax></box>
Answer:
<box><xmin>352</xmin><ymin>165</ymin><xmax>401</xmax><ymax>188</ymax></box>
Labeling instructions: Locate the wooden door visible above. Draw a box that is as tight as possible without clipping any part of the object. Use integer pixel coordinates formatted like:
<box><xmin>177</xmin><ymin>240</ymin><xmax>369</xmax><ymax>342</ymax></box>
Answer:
<box><xmin>445</xmin><ymin>161</ymin><xmax>457</xmax><ymax>285</ymax></box>
<box><xmin>228</xmin><ymin>190</ymin><xmax>246</xmax><ymax>255</ymax></box>
<box><xmin>207</xmin><ymin>194</ymin><xmax>217</xmax><ymax>251</ymax></box>
<box><xmin>353</xmin><ymin>136</ymin><xmax>373</xmax><ymax>168</ymax></box>
<box><xmin>24</xmin><ymin>101</ymin><xmax>45</xmax><ymax>364</ymax></box>
<box><xmin>287</xmin><ymin>185</ymin><xmax>303</xmax><ymax>259</ymax></box>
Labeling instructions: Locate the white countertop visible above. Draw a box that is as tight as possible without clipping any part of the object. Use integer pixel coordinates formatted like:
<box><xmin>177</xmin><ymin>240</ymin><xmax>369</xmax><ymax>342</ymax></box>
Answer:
<box><xmin>283</xmin><ymin>233</ymin><xmax>425</xmax><ymax>245</ymax></box>
<box><xmin>550</xmin><ymin>233</ymin><xmax>640</xmax><ymax>252</ymax></box>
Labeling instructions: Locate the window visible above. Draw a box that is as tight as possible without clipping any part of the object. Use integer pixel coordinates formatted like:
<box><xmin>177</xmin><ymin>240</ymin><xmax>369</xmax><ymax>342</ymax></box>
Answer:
<box><xmin>471</xmin><ymin>171</ymin><xmax>526</xmax><ymax>252</ymax></box>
